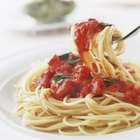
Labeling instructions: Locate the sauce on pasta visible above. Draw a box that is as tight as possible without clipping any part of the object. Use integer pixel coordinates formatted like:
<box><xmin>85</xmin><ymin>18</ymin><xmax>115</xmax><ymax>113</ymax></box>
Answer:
<box><xmin>35</xmin><ymin>53</ymin><xmax>140</xmax><ymax>104</ymax></box>
<box><xmin>74</xmin><ymin>18</ymin><xmax>106</xmax><ymax>54</ymax></box>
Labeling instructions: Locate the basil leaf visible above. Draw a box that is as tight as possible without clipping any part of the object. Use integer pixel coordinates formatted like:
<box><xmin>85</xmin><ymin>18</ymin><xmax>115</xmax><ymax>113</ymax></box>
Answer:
<box><xmin>104</xmin><ymin>78</ymin><xmax>118</xmax><ymax>83</ymax></box>
<box><xmin>53</xmin><ymin>74</ymin><xmax>70</xmax><ymax>84</ymax></box>
<box><xmin>68</xmin><ymin>58</ymin><xmax>81</xmax><ymax>66</ymax></box>
<box><xmin>59</xmin><ymin>53</ymin><xmax>70</xmax><ymax>60</ymax></box>
<box><xmin>100</xmin><ymin>22</ymin><xmax>112</xmax><ymax>26</ymax></box>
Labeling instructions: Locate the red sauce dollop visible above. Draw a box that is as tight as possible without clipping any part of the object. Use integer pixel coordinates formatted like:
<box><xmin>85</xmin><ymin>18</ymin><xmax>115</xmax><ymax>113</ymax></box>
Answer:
<box><xmin>74</xmin><ymin>18</ymin><xmax>106</xmax><ymax>54</ymax></box>
<box><xmin>35</xmin><ymin>54</ymin><xmax>140</xmax><ymax>105</ymax></box>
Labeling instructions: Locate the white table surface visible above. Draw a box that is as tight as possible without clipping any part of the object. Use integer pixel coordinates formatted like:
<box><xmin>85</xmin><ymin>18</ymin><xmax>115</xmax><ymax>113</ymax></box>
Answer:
<box><xmin>0</xmin><ymin>0</ymin><xmax>139</xmax><ymax>139</ymax></box>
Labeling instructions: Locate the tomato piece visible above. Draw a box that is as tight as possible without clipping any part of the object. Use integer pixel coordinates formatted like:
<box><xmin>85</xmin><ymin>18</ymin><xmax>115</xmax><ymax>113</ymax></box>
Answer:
<box><xmin>48</xmin><ymin>55</ymin><xmax>64</xmax><ymax>69</ymax></box>
<box><xmin>48</xmin><ymin>55</ymin><xmax>59</xmax><ymax>66</ymax></box>
<box><xmin>91</xmin><ymin>77</ymin><xmax>105</xmax><ymax>96</ymax></box>
<box><xmin>73</xmin><ymin>64</ymin><xmax>91</xmax><ymax>79</ymax></box>
<box><xmin>80</xmin><ymin>82</ymin><xmax>91</xmax><ymax>97</ymax></box>
<box><xmin>124</xmin><ymin>91</ymin><xmax>140</xmax><ymax>105</ymax></box>
<box><xmin>107</xmin><ymin>81</ymin><xmax>124</xmax><ymax>92</ymax></box>
<box><xmin>56</xmin><ymin>63</ymin><xmax>73</xmax><ymax>74</ymax></box>
<box><xmin>51</xmin><ymin>80</ymin><xmax>76</xmax><ymax>100</ymax></box>
<box><xmin>35</xmin><ymin>69</ymin><xmax>55</xmax><ymax>88</ymax></box>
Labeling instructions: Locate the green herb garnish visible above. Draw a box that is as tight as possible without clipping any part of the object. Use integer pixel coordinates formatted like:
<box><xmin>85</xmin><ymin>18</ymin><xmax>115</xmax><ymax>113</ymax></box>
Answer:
<box><xmin>100</xmin><ymin>22</ymin><xmax>112</xmax><ymax>26</ymax></box>
<box><xmin>53</xmin><ymin>74</ymin><xmax>70</xmax><ymax>84</ymax></box>
<box><xmin>68</xmin><ymin>58</ymin><xmax>81</xmax><ymax>66</ymax></box>
<box><xmin>104</xmin><ymin>78</ymin><xmax>119</xmax><ymax>83</ymax></box>
<box><xmin>59</xmin><ymin>53</ymin><xmax>70</xmax><ymax>60</ymax></box>
<box><xmin>59</xmin><ymin>52</ymin><xmax>81</xmax><ymax>66</ymax></box>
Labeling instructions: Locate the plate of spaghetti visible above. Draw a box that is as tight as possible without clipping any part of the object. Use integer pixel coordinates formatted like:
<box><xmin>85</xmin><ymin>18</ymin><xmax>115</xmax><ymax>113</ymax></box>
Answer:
<box><xmin>0</xmin><ymin>18</ymin><xmax>140</xmax><ymax>140</ymax></box>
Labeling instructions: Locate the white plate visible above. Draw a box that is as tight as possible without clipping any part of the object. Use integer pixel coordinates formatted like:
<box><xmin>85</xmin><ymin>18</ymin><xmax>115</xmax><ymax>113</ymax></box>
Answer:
<box><xmin>0</xmin><ymin>40</ymin><xmax>140</xmax><ymax>140</ymax></box>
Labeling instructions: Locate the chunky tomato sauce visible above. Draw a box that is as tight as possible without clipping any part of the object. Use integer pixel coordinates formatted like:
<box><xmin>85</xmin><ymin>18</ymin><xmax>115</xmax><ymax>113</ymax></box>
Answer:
<box><xmin>35</xmin><ymin>54</ymin><xmax>140</xmax><ymax>105</ymax></box>
<box><xmin>35</xmin><ymin>19</ymin><xmax>140</xmax><ymax>105</ymax></box>
<box><xmin>74</xmin><ymin>18</ymin><xmax>106</xmax><ymax>54</ymax></box>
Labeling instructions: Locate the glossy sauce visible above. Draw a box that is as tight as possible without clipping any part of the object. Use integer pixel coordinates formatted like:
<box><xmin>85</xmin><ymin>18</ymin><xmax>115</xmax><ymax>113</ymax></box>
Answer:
<box><xmin>74</xmin><ymin>18</ymin><xmax>106</xmax><ymax>54</ymax></box>
<box><xmin>35</xmin><ymin>18</ymin><xmax>140</xmax><ymax>105</ymax></box>
<box><xmin>35</xmin><ymin>54</ymin><xmax>140</xmax><ymax>105</ymax></box>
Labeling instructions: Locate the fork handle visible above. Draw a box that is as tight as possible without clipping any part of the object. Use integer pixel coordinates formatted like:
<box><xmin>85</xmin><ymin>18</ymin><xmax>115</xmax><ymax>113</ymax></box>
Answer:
<box><xmin>113</xmin><ymin>25</ymin><xmax>140</xmax><ymax>44</ymax></box>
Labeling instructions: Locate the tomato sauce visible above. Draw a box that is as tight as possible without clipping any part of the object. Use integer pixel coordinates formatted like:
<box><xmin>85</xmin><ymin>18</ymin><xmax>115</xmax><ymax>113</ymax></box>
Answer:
<box><xmin>35</xmin><ymin>54</ymin><xmax>140</xmax><ymax>105</ymax></box>
<box><xmin>34</xmin><ymin>19</ymin><xmax>140</xmax><ymax>105</ymax></box>
<box><xmin>74</xmin><ymin>18</ymin><xmax>106</xmax><ymax>54</ymax></box>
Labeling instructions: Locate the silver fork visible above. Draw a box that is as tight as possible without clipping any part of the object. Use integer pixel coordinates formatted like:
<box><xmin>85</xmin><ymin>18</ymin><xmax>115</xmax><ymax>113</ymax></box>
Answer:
<box><xmin>113</xmin><ymin>25</ymin><xmax>140</xmax><ymax>44</ymax></box>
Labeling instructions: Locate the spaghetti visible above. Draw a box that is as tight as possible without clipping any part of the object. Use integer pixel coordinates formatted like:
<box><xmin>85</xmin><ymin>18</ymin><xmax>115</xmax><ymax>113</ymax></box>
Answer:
<box><xmin>15</xmin><ymin>18</ymin><xmax>140</xmax><ymax>135</ymax></box>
